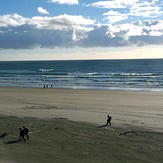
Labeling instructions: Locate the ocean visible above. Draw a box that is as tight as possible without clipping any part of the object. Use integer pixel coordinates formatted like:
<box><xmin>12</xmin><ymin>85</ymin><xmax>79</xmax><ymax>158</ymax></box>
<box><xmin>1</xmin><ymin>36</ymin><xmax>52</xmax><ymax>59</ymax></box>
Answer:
<box><xmin>0</xmin><ymin>59</ymin><xmax>163</xmax><ymax>91</ymax></box>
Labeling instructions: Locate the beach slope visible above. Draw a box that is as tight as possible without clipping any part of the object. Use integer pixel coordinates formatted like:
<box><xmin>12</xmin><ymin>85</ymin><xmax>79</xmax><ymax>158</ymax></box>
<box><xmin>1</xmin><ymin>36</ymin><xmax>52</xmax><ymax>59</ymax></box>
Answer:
<box><xmin>0</xmin><ymin>87</ymin><xmax>163</xmax><ymax>162</ymax></box>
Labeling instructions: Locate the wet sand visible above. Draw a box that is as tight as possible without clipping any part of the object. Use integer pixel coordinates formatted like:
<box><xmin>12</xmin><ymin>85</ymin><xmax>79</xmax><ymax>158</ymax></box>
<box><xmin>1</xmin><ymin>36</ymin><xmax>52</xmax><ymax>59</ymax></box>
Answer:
<box><xmin>0</xmin><ymin>87</ymin><xmax>163</xmax><ymax>162</ymax></box>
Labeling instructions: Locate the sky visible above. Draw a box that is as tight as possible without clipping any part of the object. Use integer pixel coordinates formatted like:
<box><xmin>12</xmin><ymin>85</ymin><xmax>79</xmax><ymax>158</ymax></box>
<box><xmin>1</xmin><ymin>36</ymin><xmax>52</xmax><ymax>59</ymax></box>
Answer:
<box><xmin>0</xmin><ymin>0</ymin><xmax>163</xmax><ymax>61</ymax></box>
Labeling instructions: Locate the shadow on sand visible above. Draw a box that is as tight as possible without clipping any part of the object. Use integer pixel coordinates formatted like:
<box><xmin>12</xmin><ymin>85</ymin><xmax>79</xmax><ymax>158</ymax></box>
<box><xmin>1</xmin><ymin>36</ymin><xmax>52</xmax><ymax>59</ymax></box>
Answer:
<box><xmin>4</xmin><ymin>140</ymin><xmax>19</xmax><ymax>144</ymax></box>
<box><xmin>0</xmin><ymin>133</ymin><xmax>7</xmax><ymax>138</ymax></box>
<box><xmin>97</xmin><ymin>124</ymin><xmax>108</xmax><ymax>128</ymax></box>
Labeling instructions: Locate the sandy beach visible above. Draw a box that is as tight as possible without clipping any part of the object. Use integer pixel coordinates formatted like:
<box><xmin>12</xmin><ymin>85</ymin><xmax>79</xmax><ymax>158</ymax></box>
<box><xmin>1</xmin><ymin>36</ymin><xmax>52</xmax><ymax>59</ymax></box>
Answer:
<box><xmin>0</xmin><ymin>87</ymin><xmax>163</xmax><ymax>162</ymax></box>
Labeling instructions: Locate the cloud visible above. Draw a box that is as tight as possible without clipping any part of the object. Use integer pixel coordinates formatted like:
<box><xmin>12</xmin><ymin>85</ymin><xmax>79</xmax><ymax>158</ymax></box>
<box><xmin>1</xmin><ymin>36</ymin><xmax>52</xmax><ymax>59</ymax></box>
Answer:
<box><xmin>103</xmin><ymin>10</ymin><xmax>128</xmax><ymax>24</ymax></box>
<box><xmin>79</xmin><ymin>23</ymin><xmax>163</xmax><ymax>47</ymax></box>
<box><xmin>37</xmin><ymin>7</ymin><xmax>49</xmax><ymax>15</ymax></box>
<box><xmin>0</xmin><ymin>25</ymin><xmax>75</xmax><ymax>49</ymax></box>
<box><xmin>130</xmin><ymin>1</ymin><xmax>163</xmax><ymax>18</ymax></box>
<box><xmin>0</xmin><ymin>14</ymin><xmax>27</xmax><ymax>27</ymax></box>
<box><xmin>0</xmin><ymin>13</ymin><xmax>94</xmax><ymax>31</ymax></box>
<box><xmin>0</xmin><ymin>13</ymin><xmax>163</xmax><ymax>49</ymax></box>
<box><xmin>88</xmin><ymin>0</ymin><xmax>163</xmax><ymax>24</ymax></box>
<box><xmin>29</xmin><ymin>14</ymin><xmax>95</xmax><ymax>36</ymax></box>
<box><xmin>48</xmin><ymin>0</ymin><xmax>78</xmax><ymax>5</ymax></box>
<box><xmin>87</xmin><ymin>0</ymin><xmax>139</xmax><ymax>9</ymax></box>
<box><xmin>0</xmin><ymin>14</ymin><xmax>95</xmax><ymax>49</ymax></box>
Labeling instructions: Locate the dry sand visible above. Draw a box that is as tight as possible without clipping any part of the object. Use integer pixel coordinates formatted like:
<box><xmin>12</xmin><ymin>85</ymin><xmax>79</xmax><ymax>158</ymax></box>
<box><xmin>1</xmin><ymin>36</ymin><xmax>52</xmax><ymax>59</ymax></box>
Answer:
<box><xmin>0</xmin><ymin>87</ymin><xmax>163</xmax><ymax>162</ymax></box>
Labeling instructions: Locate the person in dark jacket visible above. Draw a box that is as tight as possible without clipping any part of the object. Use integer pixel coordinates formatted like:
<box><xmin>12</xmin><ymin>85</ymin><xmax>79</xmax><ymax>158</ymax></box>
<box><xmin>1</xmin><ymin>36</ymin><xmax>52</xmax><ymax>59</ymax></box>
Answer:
<box><xmin>106</xmin><ymin>115</ymin><xmax>112</xmax><ymax>126</ymax></box>
<box><xmin>19</xmin><ymin>128</ymin><xmax>25</xmax><ymax>142</ymax></box>
<box><xmin>23</xmin><ymin>126</ymin><xmax>29</xmax><ymax>139</ymax></box>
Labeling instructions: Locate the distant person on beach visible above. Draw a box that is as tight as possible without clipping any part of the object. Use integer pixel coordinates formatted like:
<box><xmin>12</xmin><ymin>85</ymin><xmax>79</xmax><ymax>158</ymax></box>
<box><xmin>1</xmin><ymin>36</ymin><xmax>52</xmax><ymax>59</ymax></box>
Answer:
<box><xmin>19</xmin><ymin>128</ymin><xmax>25</xmax><ymax>142</ymax></box>
<box><xmin>23</xmin><ymin>126</ymin><xmax>29</xmax><ymax>139</ymax></box>
<box><xmin>106</xmin><ymin>115</ymin><xmax>112</xmax><ymax>126</ymax></box>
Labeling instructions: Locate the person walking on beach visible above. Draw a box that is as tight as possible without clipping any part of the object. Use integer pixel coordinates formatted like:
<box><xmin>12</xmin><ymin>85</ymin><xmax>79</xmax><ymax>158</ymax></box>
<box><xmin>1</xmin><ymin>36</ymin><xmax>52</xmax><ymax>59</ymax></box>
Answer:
<box><xmin>19</xmin><ymin>128</ymin><xmax>25</xmax><ymax>142</ymax></box>
<box><xmin>23</xmin><ymin>126</ymin><xmax>29</xmax><ymax>139</ymax></box>
<box><xmin>106</xmin><ymin>115</ymin><xmax>112</xmax><ymax>126</ymax></box>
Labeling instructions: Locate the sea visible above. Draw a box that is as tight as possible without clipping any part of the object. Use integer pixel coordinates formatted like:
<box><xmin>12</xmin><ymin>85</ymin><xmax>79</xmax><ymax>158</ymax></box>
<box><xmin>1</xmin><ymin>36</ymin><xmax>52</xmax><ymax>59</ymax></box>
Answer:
<box><xmin>0</xmin><ymin>59</ymin><xmax>163</xmax><ymax>91</ymax></box>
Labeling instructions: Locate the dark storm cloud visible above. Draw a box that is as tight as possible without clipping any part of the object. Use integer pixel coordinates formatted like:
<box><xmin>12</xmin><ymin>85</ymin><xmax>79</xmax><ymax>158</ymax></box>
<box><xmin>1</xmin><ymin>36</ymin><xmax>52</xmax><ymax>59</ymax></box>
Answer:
<box><xmin>0</xmin><ymin>25</ymin><xmax>74</xmax><ymax>49</ymax></box>
<box><xmin>78</xmin><ymin>25</ymin><xmax>163</xmax><ymax>47</ymax></box>
<box><xmin>0</xmin><ymin>19</ymin><xmax>163</xmax><ymax>49</ymax></box>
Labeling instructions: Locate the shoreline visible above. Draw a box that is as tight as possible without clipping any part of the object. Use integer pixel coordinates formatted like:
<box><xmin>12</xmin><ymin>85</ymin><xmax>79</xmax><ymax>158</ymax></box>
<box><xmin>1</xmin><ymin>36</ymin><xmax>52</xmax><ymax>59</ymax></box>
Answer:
<box><xmin>1</xmin><ymin>85</ymin><xmax>163</xmax><ymax>92</ymax></box>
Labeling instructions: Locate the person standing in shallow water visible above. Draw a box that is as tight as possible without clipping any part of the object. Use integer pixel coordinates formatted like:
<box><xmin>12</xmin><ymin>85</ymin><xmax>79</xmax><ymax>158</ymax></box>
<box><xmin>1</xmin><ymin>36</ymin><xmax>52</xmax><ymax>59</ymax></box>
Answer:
<box><xmin>106</xmin><ymin>115</ymin><xmax>112</xmax><ymax>126</ymax></box>
<box><xmin>23</xmin><ymin>126</ymin><xmax>29</xmax><ymax>139</ymax></box>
